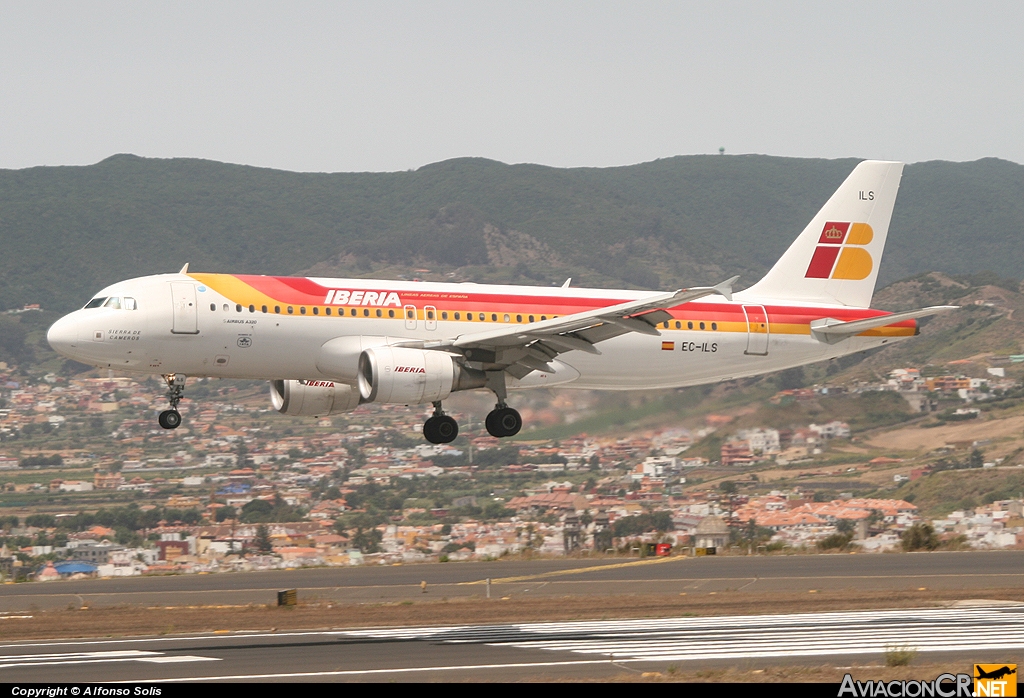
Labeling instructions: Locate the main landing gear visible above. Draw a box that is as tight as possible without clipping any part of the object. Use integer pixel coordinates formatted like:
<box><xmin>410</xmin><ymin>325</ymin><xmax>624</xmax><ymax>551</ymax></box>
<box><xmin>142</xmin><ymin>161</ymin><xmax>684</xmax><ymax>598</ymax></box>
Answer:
<box><xmin>485</xmin><ymin>405</ymin><xmax>522</xmax><ymax>438</ymax></box>
<box><xmin>158</xmin><ymin>374</ymin><xmax>185</xmax><ymax>430</ymax></box>
<box><xmin>423</xmin><ymin>402</ymin><xmax>459</xmax><ymax>445</ymax></box>
<box><xmin>483</xmin><ymin>370</ymin><xmax>521</xmax><ymax>438</ymax></box>
<box><xmin>421</xmin><ymin>371</ymin><xmax>523</xmax><ymax>443</ymax></box>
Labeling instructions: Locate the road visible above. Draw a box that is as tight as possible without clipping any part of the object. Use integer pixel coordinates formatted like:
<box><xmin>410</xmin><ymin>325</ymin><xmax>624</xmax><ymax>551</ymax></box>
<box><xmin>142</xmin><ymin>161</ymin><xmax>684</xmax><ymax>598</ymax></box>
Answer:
<box><xmin>0</xmin><ymin>550</ymin><xmax>1021</xmax><ymax>610</ymax></box>
<box><xmin>0</xmin><ymin>605</ymin><xmax>1021</xmax><ymax>682</ymax></box>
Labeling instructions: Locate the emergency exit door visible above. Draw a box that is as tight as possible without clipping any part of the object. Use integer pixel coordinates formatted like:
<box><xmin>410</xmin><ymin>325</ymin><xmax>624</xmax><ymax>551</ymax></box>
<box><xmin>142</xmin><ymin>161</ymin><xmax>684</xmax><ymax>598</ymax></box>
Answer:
<box><xmin>742</xmin><ymin>305</ymin><xmax>769</xmax><ymax>355</ymax></box>
<box><xmin>170</xmin><ymin>282</ymin><xmax>199</xmax><ymax>334</ymax></box>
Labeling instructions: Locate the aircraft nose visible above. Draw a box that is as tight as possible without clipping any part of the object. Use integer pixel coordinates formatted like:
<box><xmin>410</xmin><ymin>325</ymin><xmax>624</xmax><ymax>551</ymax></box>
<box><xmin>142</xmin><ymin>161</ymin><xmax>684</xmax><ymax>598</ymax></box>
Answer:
<box><xmin>47</xmin><ymin>315</ymin><xmax>79</xmax><ymax>357</ymax></box>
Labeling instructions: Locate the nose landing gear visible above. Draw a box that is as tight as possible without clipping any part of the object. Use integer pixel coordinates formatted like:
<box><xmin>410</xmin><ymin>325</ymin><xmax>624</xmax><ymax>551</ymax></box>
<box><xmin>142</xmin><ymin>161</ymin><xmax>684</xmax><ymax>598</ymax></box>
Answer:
<box><xmin>158</xmin><ymin>374</ymin><xmax>186</xmax><ymax>430</ymax></box>
<box><xmin>423</xmin><ymin>401</ymin><xmax>458</xmax><ymax>444</ymax></box>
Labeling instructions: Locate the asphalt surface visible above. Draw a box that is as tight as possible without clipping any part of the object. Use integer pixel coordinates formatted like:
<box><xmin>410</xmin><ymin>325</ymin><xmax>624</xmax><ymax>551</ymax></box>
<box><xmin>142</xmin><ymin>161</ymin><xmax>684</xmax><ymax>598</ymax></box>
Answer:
<box><xmin>0</xmin><ymin>605</ymin><xmax>1022</xmax><ymax>682</ymax></box>
<box><xmin>1</xmin><ymin>550</ymin><xmax>1023</xmax><ymax>610</ymax></box>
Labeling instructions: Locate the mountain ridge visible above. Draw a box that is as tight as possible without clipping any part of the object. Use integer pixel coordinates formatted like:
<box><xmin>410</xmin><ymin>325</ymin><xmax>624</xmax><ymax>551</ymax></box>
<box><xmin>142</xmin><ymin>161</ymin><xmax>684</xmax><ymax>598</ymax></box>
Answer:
<box><xmin>2</xmin><ymin>154</ymin><xmax>1022</xmax><ymax>312</ymax></box>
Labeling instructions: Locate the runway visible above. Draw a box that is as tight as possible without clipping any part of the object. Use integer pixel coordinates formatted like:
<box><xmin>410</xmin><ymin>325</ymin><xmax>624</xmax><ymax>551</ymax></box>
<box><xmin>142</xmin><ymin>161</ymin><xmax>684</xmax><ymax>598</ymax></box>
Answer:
<box><xmin>0</xmin><ymin>605</ymin><xmax>1021</xmax><ymax>682</ymax></box>
<box><xmin>1</xmin><ymin>550</ymin><xmax>1022</xmax><ymax>611</ymax></box>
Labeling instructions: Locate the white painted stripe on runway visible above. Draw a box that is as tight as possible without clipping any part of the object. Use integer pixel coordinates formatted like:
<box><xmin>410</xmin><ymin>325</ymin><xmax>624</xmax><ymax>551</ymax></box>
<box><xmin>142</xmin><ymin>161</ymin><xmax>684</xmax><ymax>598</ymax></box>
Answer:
<box><xmin>0</xmin><ymin>650</ymin><xmax>220</xmax><ymax>669</ymax></box>
<box><xmin>139</xmin><ymin>656</ymin><xmax>223</xmax><ymax>664</ymax></box>
<box><xmin>132</xmin><ymin>659</ymin><xmax>645</xmax><ymax>682</ymax></box>
<box><xmin>338</xmin><ymin>606</ymin><xmax>1024</xmax><ymax>663</ymax></box>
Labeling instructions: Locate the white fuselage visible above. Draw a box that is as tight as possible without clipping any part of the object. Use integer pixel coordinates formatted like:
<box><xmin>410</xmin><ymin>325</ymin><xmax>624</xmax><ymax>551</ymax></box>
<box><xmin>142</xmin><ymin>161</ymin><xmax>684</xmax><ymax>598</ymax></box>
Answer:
<box><xmin>46</xmin><ymin>273</ymin><xmax>910</xmax><ymax>394</ymax></box>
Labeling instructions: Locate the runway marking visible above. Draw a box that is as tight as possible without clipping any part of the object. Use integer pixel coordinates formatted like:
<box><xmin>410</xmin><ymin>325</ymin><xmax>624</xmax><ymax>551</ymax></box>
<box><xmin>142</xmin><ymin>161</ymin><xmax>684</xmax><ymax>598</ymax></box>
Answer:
<box><xmin>0</xmin><ymin>650</ymin><xmax>222</xmax><ymax>669</ymax></box>
<box><xmin>135</xmin><ymin>659</ymin><xmax>643</xmax><ymax>682</ymax></box>
<box><xmin>460</xmin><ymin>556</ymin><xmax>683</xmax><ymax>584</ymax></box>
<box><xmin>340</xmin><ymin>606</ymin><xmax>1024</xmax><ymax>661</ymax></box>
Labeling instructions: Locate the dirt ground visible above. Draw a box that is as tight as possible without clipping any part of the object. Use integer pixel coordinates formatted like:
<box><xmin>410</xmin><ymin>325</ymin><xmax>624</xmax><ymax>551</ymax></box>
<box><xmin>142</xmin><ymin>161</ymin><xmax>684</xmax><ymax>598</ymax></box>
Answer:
<box><xmin>3</xmin><ymin>587</ymin><xmax>1024</xmax><ymax>642</ymax></box>
<box><xmin>868</xmin><ymin>415</ymin><xmax>1024</xmax><ymax>451</ymax></box>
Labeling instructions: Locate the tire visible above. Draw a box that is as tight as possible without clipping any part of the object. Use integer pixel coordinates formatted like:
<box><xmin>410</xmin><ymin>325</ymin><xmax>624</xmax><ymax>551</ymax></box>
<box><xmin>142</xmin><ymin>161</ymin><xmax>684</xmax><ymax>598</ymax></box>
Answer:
<box><xmin>158</xmin><ymin>410</ymin><xmax>182</xmax><ymax>430</ymax></box>
<box><xmin>486</xmin><ymin>407</ymin><xmax>521</xmax><ymax>438</ymax></box>
<box><xmin>435</xmin><ymin>415</ymin><xmax>458</xmax><ymax>443</ymax></box>
<box><xmin>423</xmin><ymin>416</ymin><xmax>442</xmax><ymax>444</ymax></box>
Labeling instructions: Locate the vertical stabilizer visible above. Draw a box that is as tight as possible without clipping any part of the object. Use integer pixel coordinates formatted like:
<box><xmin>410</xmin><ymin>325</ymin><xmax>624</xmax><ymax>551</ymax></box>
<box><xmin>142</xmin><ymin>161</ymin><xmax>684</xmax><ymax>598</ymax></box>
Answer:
<box><xmin>736</xmin><ymin>160</ymin><xmax>904</xmax><ymax>308</ymax></box>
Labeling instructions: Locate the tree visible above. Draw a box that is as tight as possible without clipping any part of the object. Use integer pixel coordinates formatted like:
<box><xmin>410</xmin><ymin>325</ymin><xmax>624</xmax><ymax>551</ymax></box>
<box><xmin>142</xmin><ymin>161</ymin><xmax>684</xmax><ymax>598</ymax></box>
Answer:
<box><xmin>901</xmin><ymin>523</ymin><xmax>940</xmax><ymax>551</ymax></box>
<box><xmin>836</xmin><ymin>518</ymin><xmax>856</xmax><ymax>536</ymax></box>
<box><xmin>719</xmin><ymin>481</ymin><xmax>738</xmax><ymax>495</ymax></box>
<box><xmin>255</xmin><ymin>524</ymin><xmax>273</xmax><ymax>553</ymax></box>
<box><xmin>969</xmin><ymin>449</ymin><xmax>984</xmax><ymax>469</ymax></box>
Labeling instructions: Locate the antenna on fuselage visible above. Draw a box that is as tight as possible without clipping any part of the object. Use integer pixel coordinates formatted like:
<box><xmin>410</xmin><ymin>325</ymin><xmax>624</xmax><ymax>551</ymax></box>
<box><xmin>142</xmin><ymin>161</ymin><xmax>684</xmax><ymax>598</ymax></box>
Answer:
<box><xmin>179</xmin><ymin>263</ymin><xmax>190</xmax><ymax>274</ymax></box>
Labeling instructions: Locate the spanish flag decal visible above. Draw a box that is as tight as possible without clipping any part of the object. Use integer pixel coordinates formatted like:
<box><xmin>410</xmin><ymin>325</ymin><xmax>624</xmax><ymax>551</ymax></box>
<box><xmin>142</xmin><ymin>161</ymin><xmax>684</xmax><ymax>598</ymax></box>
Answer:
<box><xmin>661</xmin><ymin>341</ymin><xmax>675</xmax><ymax>351</ymax></box>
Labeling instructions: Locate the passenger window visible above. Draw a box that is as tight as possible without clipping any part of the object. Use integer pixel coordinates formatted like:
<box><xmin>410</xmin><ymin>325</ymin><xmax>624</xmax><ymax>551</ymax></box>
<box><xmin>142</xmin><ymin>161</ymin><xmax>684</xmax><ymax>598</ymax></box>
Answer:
<box><xmin>84</xmin><ymin>297</ymin><xmax>107</xmax><ymax>309</ymax></box>
<box><xmin>376</xmin><ymin>309</ymin><xmax>382</xmax><ymax>317</ymax></box>
<box><xmin>687</xmin><ymin>321</ymin><xmax>693</xmax><ymax>329</ymax></box>
<box><xmin>350</xmin><ymin>309</ymin><xmax>357</xmax><ymax>316</ymax></box>
<box><xmin>503</xmin><ymin>314</ymin><xmax>510</xmax><ymax>322</ymax></box>
<box><xmin>210</xmin><ymin>303</ymin><xmax>216</xmax><ymax>311</ymax></box>
<box><xmin>516</xmin><ymin>315</ymin><xmax>522</xmax><ymax>323</ymax></box>
<box><xmin>262</xmin><ymin>305</ymin><xmax>268</xmax><ymax>313</ymax></box>
<box><xmin>249</xmin><ymin>304</ymin><xmax>255</xmax><ymax>313</ymax></box>
<box><xmin>699</xmin><ymin>322</ymin><xmax>706</xmax><ymax>330</ymax></box>
<box><xmin>123</xmin><ymin>297</ymin><xmax>137</xmax><ymax>310</ymax></box>
<box><xmin>388</xmin><ymin>309</ymin><xmax>395</xmax><ymax>318</ymax></box>
<box><xmin>466</xmin><ymin>313</ymin><xmax>472</xmax><ymax>321</ymax></box>
<box><xmin>675</xmin><ymin>321</ymin><xmax>681</xmax><ymax>329</ymax></box>
<box><xmin>103</xmin><ymin>297</ymin><xmax>122</xmax><ymax>309</ymax></box>
<box><xmin>300</xmin><ymin>307</ymin><xmax>306</xmax><ymax>315</ymax></box>
<box><xmin>406</xmin><ymin>309</ymin><xmax>414</xmax><ymax>319</ymax></box>
<box><xmin>312</xmin><ymin>307</ymin><xmax>319</xmax><ymax>315</ymax></box>
<box><xmin>541</xmin><ymin>316</ymin><xmax>547</xmax><ymax>321</ymax></box>
<box><xmin>363</xmin><ymin>308</ymin><xmax>370</xmax><ymax>317</ymax></box>
<box><xmin>491</xmin><ymin>313</ymin><xmax>497</xmax><ymax>322</ymax></box>
<box><xmin>478</xmin><ymin>313</ymin><xmax>485</xmax><ymax>321</ymax></box>
<box><xmin>427</xmin><ymin>310</ymin><xmax>435</xmax><ymax>320</ymax></box>
<box><xmin>274</xmin><ymin>306</ymin><xmax>280</xmax><ymax>314</ymax></box>
<box><xmin>454</xmin><ymin>312</ymin><xmax>460</xmax><ymax>320</ymax></box>
<box><xmin>236</xmin><ymin>304</ymin><xmax>242</xmax><ymax>313</ymax></box>
<box><xmin>223</xmin><ymin>304</ymin><xmax>229</xmax><ymax>312</ymax></box>
<box><xmin>325</xmin><ymin>307</ymin><xmax>331</xmax><ymax>315</ymax></box>
<box><xmin>442</xmin><ymin>311</ymin><xmax>448</xmax><ymax>320</ymax></box>
<box><xmin>529</xmin><ymin>315</ymin><xmax>535</xmax><ymax>322</ymax></box>
<box><xmin>287</xmin><ymin>306</ymin><xmax>294</xmax><ymax>314</ymax></box>
<box><xmin>712</xmin><ymin>322</ymin><xmax>718</xmax><ymax>330</ymax></box>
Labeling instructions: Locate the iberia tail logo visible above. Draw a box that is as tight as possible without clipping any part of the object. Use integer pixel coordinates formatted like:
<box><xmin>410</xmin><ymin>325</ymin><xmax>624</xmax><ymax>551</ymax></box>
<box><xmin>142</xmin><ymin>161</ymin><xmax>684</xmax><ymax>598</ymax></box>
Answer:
<box><xmin>804</xmin><ymin>221</ymin><xmax>874</xmax><ymax>280</ymax></box>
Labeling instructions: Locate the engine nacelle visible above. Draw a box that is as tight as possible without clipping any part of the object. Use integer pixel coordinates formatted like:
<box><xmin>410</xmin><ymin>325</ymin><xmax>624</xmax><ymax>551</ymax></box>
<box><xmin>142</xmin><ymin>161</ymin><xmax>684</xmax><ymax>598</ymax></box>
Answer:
<box><xmin>357</xmin><ymin>346</ymin><xmax>484</xmax><ymax>404</ymax></box>
<box><xmin>270</xmin><ymin>379</ymin><xmax>361</xmax><ymax>417</ymax></box>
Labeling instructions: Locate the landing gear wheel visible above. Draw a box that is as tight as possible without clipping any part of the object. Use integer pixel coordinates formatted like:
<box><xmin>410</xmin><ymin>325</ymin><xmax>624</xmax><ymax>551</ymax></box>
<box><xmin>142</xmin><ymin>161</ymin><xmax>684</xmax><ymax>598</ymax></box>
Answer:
<box><xmin>485</xmin><ymin>407</ymin><xmax>522</xmax><ymax>438</ymax></box>
<box><xmin>423</xmin><ymin>415</ymin><xmax>459</xmax><ymax>444</ymax></box>
<box><xmin>158</xmin><ymin>410</ymin><xmax>182</xmax><ymax>430</ymax></box>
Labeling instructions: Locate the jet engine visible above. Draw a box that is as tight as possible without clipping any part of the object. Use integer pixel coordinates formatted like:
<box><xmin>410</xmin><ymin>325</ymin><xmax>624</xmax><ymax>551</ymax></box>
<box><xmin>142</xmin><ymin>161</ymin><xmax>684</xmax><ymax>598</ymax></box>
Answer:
<box><xmin>270</xmin><ymin>379</ymin><xmax>361</xmax><ymax>417</ymax></box>
<box><xmin>357</xmin><ymin>346</ymin><xmax>484</xmax><ymax>404</ymax></box>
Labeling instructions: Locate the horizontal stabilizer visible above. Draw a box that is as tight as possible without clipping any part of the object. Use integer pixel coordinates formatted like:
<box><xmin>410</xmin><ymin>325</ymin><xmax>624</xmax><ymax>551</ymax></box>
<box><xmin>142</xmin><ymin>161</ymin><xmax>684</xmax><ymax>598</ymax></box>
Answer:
<box><xmin>810</xmin><ymin>306</ymin><xmax>958</xmax><ymax>343</ymax></box>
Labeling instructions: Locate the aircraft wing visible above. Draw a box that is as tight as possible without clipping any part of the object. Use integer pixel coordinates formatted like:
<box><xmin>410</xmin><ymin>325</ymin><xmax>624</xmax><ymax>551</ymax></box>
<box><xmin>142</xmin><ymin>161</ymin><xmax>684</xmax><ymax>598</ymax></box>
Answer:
<box><xmin>810</xmin><ymin>306</ymin><xmax>958</xmax><ymax>344</ymax></box>
<box><xmin>418</xmin><ymin>276</ymin><xmax>738</xmax><ymax>378</ymax></box>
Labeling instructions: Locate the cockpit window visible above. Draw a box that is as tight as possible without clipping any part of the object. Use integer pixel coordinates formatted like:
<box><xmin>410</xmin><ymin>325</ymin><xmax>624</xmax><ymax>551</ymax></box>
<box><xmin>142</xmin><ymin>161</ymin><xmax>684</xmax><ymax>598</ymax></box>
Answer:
<box><xmin>84</xmin><ymin>297</ymin><xmax>107</xmax><ymax>309</ymax></box>
<box><xmin>123</xmin><ymin>297</ymin><xmax>137</xmax><ymax>310</ymax></box>
<box><xmin>103</xmin><ymin>297</ymin><xmax>122</xmax><ymax>310</ymax></box>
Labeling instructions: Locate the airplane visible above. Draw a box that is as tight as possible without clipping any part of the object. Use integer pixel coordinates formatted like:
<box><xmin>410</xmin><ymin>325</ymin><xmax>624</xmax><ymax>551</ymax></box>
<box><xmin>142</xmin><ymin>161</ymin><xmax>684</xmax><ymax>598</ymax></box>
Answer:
<box><xmin>46</xmin><ymin>160</ymin><xmax>955</xmax><ymax>444</ymax></box>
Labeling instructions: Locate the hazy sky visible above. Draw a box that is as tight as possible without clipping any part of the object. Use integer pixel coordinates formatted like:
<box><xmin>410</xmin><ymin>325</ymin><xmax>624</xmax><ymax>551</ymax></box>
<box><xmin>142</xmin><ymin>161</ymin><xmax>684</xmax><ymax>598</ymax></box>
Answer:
<box><xmin>2</xmin><ymin>2</ymin><xmax>1022</xmax><ymax>172</ymax></box>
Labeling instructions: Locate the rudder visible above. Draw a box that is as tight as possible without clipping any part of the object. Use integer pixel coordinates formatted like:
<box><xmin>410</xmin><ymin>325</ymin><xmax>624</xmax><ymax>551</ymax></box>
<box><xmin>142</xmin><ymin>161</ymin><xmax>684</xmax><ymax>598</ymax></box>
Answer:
<box><xmin>736</xmin><ymin>160</ymin><xmax>904</xmax><ymax>308</ymax></box>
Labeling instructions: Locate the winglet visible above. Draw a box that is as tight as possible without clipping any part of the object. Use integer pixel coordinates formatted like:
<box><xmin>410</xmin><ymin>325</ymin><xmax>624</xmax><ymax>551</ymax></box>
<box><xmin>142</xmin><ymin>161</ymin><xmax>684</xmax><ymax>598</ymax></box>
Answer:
<box><xmin>713</xmin><ymin>275</ymin><xmax>739</xmax><ymax>302</ymax></box>
<box><xmin>179</xmin><ymin>263</ymin><xmax>190</xmax><ymax>274</ymax></box>
<box><xmin>562</xmin><ymin>277</ymin><xmax>572</xmax><ymax>288</ymax></box>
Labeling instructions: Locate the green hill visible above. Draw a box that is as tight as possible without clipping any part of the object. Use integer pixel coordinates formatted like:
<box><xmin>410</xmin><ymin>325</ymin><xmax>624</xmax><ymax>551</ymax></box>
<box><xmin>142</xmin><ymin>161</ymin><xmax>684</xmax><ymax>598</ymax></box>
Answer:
<box><xmin>1</xmin><ymin>154</ymin><xmax>1023</xmax><ymax>313</ymax></box>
